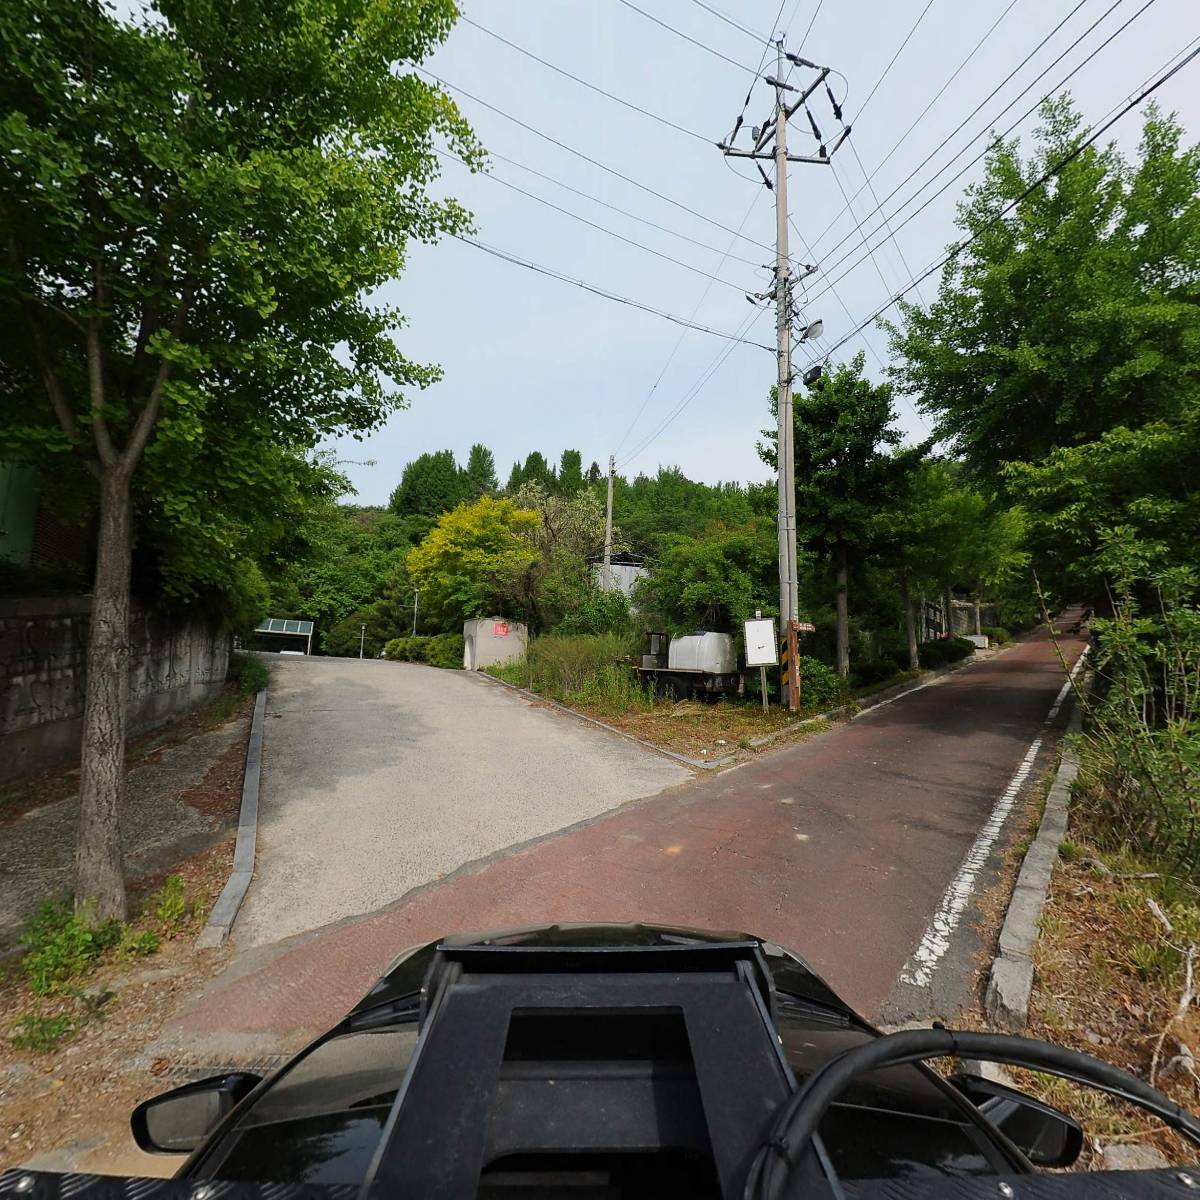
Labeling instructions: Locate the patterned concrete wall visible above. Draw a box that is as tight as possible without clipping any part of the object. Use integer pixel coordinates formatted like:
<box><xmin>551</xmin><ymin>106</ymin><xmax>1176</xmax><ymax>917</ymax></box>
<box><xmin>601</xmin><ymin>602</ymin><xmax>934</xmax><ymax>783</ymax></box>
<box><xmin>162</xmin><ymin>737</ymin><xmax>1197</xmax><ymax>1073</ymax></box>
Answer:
<box><xmin>0</xmin><ymin>597</ymin><xmax>230</xmax><ymax>781</ymax></box>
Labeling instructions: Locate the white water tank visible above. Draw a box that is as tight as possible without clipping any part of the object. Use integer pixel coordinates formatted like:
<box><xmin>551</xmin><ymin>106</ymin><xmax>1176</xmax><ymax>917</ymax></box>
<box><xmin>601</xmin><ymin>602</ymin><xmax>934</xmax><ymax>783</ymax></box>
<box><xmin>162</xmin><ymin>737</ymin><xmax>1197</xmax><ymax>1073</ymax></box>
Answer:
<box><xmin>668</xmin><ymin>631</ymin><xmax>736</xmax><ymax>674</ymax></box>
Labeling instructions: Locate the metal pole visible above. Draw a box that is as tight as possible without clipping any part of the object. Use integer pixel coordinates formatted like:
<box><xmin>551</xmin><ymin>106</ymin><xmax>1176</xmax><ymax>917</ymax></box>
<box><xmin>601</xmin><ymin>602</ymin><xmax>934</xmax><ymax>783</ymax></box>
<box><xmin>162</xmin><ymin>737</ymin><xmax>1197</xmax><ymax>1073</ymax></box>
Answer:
<box><xmin>412</xmin><ymin>589</ymin><xmax>419</xmax><ymax>637</ymax></box>
<box><xmin>773</xmin><ymin>39</ymin><xmax>800</xmax><ymax>711</ymax></box>
<box><xmin>602</xmin><ymin>454</ymin><xmax>615</xmax><ymax>590</ymax></box>
<box><xmin>359</xmin><ymin>623</ymin><xmax>365</xmax><ymax>659</ymax></box>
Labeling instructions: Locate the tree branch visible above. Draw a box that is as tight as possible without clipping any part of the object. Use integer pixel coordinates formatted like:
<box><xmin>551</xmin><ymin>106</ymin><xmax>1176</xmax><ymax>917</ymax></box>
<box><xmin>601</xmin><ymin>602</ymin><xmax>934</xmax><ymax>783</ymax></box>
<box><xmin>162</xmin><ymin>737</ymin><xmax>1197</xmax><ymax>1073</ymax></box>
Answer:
<box><xmin>120</xmin><ymin>278</ymin><xmax>194</xmax><ymax>470</ymax></box>
<box><xmin>87</xmin><ymin>262</ymin><xmax>117</xmax><ymax>468</ymax></box>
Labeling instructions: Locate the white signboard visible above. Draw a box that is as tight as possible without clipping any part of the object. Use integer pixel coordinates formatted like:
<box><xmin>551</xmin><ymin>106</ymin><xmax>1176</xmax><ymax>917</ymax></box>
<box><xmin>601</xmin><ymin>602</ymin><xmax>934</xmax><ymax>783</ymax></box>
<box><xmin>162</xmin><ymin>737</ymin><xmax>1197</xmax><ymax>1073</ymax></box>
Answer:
<box><xmin>743</xmin><ymin>617</ymin><xmax>778</xmax><ymax>668</ymax></box>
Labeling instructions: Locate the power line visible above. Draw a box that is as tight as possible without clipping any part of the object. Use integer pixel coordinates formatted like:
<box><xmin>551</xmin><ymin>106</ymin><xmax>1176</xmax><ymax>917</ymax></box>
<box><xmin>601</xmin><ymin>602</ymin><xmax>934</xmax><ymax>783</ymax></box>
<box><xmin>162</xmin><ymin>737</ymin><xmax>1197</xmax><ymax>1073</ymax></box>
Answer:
<box><xmin>688</xmin><ymin>0</ymin><xmax>770</xmax><ymax>45</ymax></box>
<box><xmin>436</xmin><ymin>149</ymin><xmax>754</xmax><ymax>292</ymax></box>
<box><xmin>816</xmin><ymin>41</ymin><xmax>1200</xmax><ymax>363</ymax></box>
<box><xmin>615</xmin><ymin>191</ymin><xmax>766</xmax><ymax>454</ymax></box>
<box><xmin>617</xmin><ymin>307</ymin><xmax>767</xmax><ymax>470</ymax></box>
<box><xmin>452</xmin><ymin>233</ymin><xmax>776</xmax><ymax>351</ymax></box>
<box><xmin>414</xmin><ymin>64</ymin><xmax>777</xmax><ymax>256</ymax></box>
<box><xmin>804</xmin><ymin>0</ymin><xmax>1157</xmax><ymax>308</ymax></box>
<box><xmin>478</xmin><ymin>146</ymin><xmax>765</xmax><ymax>269</ymax></box>
<box><xmin>849</xmin><ymin>140</ymin><xmax>927</xmax><ymax>305</ymax></box>
<box><xmin>811</xmin><ymin>0</ymin><xmax>1094</xmax><ymax>257</ymax></box>
<box><xmin>812</xmin><ymin>0</ymin><xmax>1021</xmax><ymax>245</ymax></box>
<box><xmin>853</xmin><ymin>0</ymin><xmax>938</xmax><ymax>121</ymax></box>
<box><xmin>458</xmin><ymin>16</ymin><xmax>712</xmax><ymax>145</ymax></box>
<box><xmin>614</xmin><ymin>0</ymin><xmax>758</xmax><ymax>75</ymax></box>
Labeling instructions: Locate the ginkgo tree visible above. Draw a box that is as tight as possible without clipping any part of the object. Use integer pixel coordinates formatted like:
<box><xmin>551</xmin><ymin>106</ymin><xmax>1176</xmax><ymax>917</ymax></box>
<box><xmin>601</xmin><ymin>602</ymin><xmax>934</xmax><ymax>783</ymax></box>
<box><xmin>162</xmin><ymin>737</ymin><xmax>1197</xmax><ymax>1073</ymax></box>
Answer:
<box><xmin>0</xmin><ymin>0</ymin><xmax>478</xmax><ymax>919</ymax></box>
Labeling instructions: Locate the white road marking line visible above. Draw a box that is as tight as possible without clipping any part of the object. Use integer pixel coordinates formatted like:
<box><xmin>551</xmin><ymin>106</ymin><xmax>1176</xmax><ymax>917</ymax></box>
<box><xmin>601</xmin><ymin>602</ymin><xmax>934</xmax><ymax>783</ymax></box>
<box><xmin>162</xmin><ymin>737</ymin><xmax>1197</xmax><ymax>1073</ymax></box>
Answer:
<box><xmin>899</xmin><ymin>649</ymin><xmax>1088</xmax><ymax>989</ymax></box>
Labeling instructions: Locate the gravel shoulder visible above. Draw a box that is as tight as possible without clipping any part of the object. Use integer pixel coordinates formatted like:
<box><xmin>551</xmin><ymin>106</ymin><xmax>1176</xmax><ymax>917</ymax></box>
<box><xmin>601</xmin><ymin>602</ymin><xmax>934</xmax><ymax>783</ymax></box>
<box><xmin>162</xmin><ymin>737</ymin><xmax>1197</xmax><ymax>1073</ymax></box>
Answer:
<box><xmin>0</xmin><ymin>701</ymin><xmax>252</xmax><ymax>946</ymax></box>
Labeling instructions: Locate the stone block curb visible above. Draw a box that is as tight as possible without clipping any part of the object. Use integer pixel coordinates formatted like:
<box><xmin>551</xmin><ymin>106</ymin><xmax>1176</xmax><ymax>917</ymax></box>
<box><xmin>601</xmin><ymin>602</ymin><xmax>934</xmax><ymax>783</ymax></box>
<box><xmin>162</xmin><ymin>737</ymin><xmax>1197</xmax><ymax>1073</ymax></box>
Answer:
<box><xmin>196</xmin><ymin>688</ymin><xmax>266</xmax><ymax>949</ymax></box>
<box><xmin>984</xmin><ymin>700</ymin><xmax>1083</xmax><ymax>1029</ymax></box>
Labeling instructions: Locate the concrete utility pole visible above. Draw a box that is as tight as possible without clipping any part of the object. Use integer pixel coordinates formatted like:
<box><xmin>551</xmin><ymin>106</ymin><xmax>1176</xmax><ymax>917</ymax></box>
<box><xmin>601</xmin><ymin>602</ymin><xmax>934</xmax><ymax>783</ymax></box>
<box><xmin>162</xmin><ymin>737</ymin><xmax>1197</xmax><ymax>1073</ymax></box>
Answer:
<box><xmin>602</xmin><ymin>454</ymin><xmax>615</xmax><ymax>590</ymax></box>
<box><xmin>718</xmin><ymin>38</ymin><xmax>851</xmax><ymax>710</ymax></box>
<box><xmin>412</xmin><ymin>589</ymin><xmax>419</xmax><ymax>637</ymax></box>
<box><xmin>359</xmin><ymin>623</ymin><xmax>365</xmax><ymax>660</ymax></box>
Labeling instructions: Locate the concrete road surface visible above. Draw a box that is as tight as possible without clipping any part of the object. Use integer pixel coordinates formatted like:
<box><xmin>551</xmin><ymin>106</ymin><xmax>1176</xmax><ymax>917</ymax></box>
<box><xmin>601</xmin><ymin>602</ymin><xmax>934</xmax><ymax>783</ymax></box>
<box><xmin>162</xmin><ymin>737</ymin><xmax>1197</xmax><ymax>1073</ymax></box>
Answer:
<box><xmin>233</xmin><ymin>657</ymin><xmax>689</xmax><ymax>946</ymax></box>
<box><xmin>163</xmin><ymin>619</ymin><xmax>1086</xmax><ymax>1062</ymax></box>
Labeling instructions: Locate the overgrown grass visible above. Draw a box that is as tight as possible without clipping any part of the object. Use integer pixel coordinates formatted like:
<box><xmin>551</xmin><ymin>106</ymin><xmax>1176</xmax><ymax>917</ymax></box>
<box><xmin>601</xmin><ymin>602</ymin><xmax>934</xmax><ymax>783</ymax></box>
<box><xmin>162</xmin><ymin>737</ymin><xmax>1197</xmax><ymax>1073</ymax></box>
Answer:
<box><xmin>489</xmin><ymin>634</ymin><xmax>653</xmax><ymax>717</ymax></box>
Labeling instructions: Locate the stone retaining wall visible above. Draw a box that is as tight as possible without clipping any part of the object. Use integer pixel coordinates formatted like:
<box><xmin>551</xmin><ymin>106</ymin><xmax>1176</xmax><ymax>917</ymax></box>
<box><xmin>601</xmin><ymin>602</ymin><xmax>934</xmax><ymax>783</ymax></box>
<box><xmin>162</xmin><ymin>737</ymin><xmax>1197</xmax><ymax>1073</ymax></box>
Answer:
<box><xmin>0</xmin><ymin>596</ymin><xmax>230</xmax><ymax>781</ymax></box>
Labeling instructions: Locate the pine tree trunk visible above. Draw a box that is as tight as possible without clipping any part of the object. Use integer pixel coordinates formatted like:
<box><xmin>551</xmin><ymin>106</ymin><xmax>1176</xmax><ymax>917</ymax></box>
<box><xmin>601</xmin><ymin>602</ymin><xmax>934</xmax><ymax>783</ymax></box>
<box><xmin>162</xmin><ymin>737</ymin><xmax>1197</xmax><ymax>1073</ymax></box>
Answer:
<box><xmin>902</xmin><ymin>571</ymin><xmax>919</xmax><ymax>669</ymax></box>
<box><xmin>944</xmin><ymin>585</ymin><xmax>955</xmax><ymax>639</ymax></box>
<box><xmin>835</xmin><ymin>542</ymin><xmax>850</xmax><ymax>679</ymax></box>
<box><xmin>75</xmin><ymin>467</ymin><xmax>132</xmax><ymax>921</ymax></box>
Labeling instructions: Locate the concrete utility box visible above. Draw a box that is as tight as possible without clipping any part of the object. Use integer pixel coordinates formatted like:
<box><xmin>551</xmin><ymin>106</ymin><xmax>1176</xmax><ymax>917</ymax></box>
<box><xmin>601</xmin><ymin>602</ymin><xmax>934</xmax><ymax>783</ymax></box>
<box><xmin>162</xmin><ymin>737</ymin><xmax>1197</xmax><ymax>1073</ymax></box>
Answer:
<box><xmin>965</xmin><ymin>634</ymin><xmax>988</xmax><ymax>651</ymax></box>
<box><xmin>463</xmin><ymin>617</ymin><xmax>528</xmax><ymax>671</ymax></box>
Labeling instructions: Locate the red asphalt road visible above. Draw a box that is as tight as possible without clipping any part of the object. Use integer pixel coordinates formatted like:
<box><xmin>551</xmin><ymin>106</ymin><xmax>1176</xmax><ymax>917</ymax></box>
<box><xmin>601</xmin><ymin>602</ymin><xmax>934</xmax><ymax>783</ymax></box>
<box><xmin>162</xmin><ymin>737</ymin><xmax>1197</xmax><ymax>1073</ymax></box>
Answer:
<box><xmin>171</xmin><ymin>623</ymin><xmax>1084</xmax><ymax>1054</ymax></box>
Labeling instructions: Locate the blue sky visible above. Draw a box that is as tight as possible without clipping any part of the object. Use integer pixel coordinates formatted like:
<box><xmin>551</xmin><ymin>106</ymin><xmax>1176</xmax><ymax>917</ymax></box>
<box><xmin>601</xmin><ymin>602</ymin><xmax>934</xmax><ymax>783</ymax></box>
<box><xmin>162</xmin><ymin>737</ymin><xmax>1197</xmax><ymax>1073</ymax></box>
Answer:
<box><xmin>289</xmin><ymin>4</ymin><xmax>1200</xmax><ymax>501</ymax></box>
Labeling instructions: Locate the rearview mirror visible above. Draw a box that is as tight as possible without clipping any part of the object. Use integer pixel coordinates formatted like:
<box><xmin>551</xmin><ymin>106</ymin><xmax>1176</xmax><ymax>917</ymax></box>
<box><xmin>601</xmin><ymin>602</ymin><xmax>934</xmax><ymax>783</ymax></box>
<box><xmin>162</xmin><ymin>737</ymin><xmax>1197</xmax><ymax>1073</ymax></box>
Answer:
<box><xmin>951</xmin><ymin>1073</ymin><xmax>1084</xmax><ymax>1167</ymax></box>
<box><xmin>131</xmin><ymin>1072</ymin><xmax>261</xmax><ymax>1154</ymax></box>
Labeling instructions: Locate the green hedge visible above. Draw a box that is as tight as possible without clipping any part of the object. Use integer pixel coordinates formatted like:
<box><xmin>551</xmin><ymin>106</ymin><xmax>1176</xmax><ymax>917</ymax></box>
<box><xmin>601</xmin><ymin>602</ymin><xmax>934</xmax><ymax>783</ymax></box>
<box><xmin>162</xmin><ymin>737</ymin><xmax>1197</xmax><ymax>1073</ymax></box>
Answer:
<box><xmin>796</xmin><ymin>656</ymin><xmax>852</xmax><ymax>710</ymax></box>
<box><xmin>981</xmin><ymin>625</ymin><xmax>1011</xmax><ymax>645</ymax></box>
<box><xmin>383</xmin><ymin>633</ymin><xmax>464</xmax><ymax>669</ymax></box>
<box><xmin>917</xmin><ymin>636</ymin><xmax>976</xmax><ymax>668</ymax></box>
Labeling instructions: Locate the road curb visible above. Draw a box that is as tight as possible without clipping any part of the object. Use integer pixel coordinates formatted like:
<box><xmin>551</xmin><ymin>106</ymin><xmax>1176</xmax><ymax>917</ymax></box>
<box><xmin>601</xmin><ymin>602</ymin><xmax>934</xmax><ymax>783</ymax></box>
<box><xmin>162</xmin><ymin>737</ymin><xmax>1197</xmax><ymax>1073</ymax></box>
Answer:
<box><xmin>472</xmin><ymin>647</ymin><xmax>1005</xmax><ymax>770</ymax></box>
<box><xmin>197</xmin><ymin>688</ymin><xmax>266</xmax><ymax>949</ymax></box>
<box><xmin>984</xmin><ymin>700</ymin><xmax>1083</xmax><ymax>1029</ymax></box>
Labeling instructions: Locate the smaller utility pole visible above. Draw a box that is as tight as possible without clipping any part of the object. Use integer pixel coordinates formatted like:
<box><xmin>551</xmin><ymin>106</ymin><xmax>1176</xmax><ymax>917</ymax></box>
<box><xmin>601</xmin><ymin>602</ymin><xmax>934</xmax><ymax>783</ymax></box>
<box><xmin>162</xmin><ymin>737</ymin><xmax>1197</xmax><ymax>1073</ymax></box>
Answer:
<box><xmin>412</xmin><ymin>589</ymin><xmax>420</xmax><ymax>637</ymax></box>
<box><xmin>602</xmin><ymin>454</ymin><xmax>615</xmax><ymax>590</ymax></box>
<box><xmin>359</xmin><ymin>623</ymin><xmax>366</xmax><ymax>659</ymax></box>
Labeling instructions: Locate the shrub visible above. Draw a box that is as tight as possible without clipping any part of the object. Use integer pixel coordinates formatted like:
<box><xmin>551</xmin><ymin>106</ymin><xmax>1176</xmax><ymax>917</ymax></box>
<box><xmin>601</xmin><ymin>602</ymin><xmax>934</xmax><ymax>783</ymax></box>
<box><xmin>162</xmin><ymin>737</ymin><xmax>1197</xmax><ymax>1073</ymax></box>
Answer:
<box><xmin>850</xmin><ymin>658</ymin><xmax>899</xmax><ymax>689</ymax></box>
<box><xmin>383</xmin><ymin>636</ymin><xmax>430</xmax><ymax>662</ymax></box>
<box><xmin>19</xmin><ymin>900</ymin><xmax>121</xmax><ymax>995</ymax></box>
<box><xmin>228</xmin><ymin>652</ymin><xmax>270</xmax><ymax>695</ymax></box>
<box><xmin>917</xmin><ymin>637</ymin><xmax>976</xmax><ymax>669</ymax></box>
<box><xmin>796</xmin><ymin>656</ymin><xmax>851</xmax><ymax>711</ymax></box>
<box><xmin>981</xmin><ymin>625</ymin><xmax>1011</xmax><ymax>645</ymax></box>
<box><xmin>426</xmin><ymin>633</ymin><xmax>465</xmax><ymax>670</ymax></box>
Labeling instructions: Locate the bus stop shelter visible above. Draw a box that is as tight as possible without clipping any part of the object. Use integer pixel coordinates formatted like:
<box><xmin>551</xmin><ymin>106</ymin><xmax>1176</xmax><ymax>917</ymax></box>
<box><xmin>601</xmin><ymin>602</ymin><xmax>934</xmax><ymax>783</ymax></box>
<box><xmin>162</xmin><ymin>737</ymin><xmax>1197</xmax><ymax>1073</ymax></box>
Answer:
<box><xmin>252</xmin><ymin>617</ymin><xmax>314</xmax><ymax>655</ymax></box>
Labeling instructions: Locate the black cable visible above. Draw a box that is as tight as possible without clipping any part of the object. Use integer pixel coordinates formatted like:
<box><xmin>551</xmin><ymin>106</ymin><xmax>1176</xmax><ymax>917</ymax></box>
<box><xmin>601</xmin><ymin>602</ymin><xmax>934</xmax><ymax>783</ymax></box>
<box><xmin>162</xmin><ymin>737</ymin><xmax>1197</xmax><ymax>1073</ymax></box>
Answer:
<box><xmin>614</xmin><ymin>0</ymin><xmax>757</xmax><ymax>75</ymax></box>
<box><xmin>435</xmin><ymin>149</ymin><xmax>753</xmax><ymax>292</ymax></box>
<box><xmin>479</xmin><ymin>146</ymin><xmax>766</xmax><ymax>269</ymax></box>
<box><xmin>812</xmin><ymin>0</ymin><xmax>1021</xmax><ymax>247</ymax></box>
<box><xmin>813</xmin><ymin>42</ymin><xmax>1200</xmax><ymax>364</ymax></box>
<box><xmin>452</xmin><ymin>234</ymin><xmax>776</xmax><ymax>352</ymax></box>
<box><xmin>810</xmin><ymin>0</ymin><xmax>1094</xmax><ymax>257</ymax></box>
<box><xmin>614</xmin><ymin>190</ymin><xmax>768</xmax><ymax>457</ymax></box>
<box><xmin>849</xmin><ymin>140</ymin><xmax>927</xmax><ymax>306</ymax></box>
<box><xmin>688</xmin><ymin>0</ymin><xmax>770</xmax><ymax>45</ymax></box>
<box><xmin>852</xmin><ymin>0</ymin><xmax>937</xmax><ymax>121</ymax></box>
<box><xmin>414</xmin><ymin>64</ymin><xmax>777</xmax><ymax>256</ymax></box>
<box><xmin>748</xmin><ymin>1028</ymin><xmax>1200</xmax><ymax>1199</ymax></box>
<box><xmin>459</xmin><ymin>16</ymin><xmax>712</xmax><ymax>145</ymax></box>
<box><xmin>617</xmin><ymin>306</ymin><xmax>766</xmax><ymax>470</ymax></box>
<box><xmin>805</xmin><ymin>0</ymin><xmax>1154</xmax><ymax>309</ymax></box>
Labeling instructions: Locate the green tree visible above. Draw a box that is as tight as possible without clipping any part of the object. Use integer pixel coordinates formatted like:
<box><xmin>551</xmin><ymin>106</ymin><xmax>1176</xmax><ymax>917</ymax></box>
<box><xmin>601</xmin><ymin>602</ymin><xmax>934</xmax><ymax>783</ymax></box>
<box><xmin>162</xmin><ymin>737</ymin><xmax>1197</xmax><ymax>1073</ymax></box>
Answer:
<box><xmin>637</xmin><ymin>522</ymin><xmax>778</xmax><ymax>634</ymax></box>
<box><xmin>557</xmin><ymin>448</ymin><xmax>584</xmax><ymax>494</ymax></box>
<box><xmin>463</xmin><ymin>443</ymin><xmax>498</xmax><ymax>498</ymax></box>
<box><xmin>407</xmin><ymin>496</ymin><xmax>539</xmax><ymax>623</ymax></box>
<box><xmin>761</xmin><ymin>354</ymin><xmax>925</xmax><ymax>677</ymax></box>
<box><xmin>0</xmin><ymin>0</ymin><xmax>476</xmax><ymax>917</ymax></box>
<box><xmin>388</xmin><ymin>450</ymin><xmax>468</xmax><ymax>518</ymax></box>
<box><xmin>506</xmin><ymin>450</ymin><xmax>555</xmax><ymax>493</ymax></box>
<box><xmin>888</xmin><ymin>101</ymin><xmax>1200</xmax><ymax>481</ymax></box>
